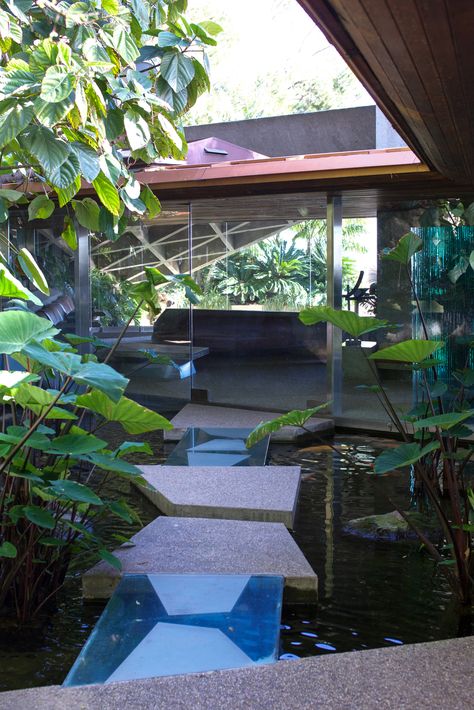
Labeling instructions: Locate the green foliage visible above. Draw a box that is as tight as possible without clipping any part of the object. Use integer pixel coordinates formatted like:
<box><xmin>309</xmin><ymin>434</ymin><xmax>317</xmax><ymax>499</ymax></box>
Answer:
<box><xmin>0</xmin><ymin>258</ymin><xmax>178</xmax><ymax>622</ymax></box>
<box><xmin>263</xmin><ymin>231</ymin><xmax>474</xmax><ymax>606</ymax></box>
<box><xmin>299</xmin><ymin>306</ymin><xmax>388</xmax><ymax>338</ymax></box>
<box><xmin>373</xmin><ymin>442</ymin><xmax>440</xmax><ymax>475</ymax></box>
<box><xmin>0</xmin><ymin>0</ymin><xmax>214</xmax><ymax>241</ymax></box>
<box><xmin>369</xmin><ymin>340</ymin><xmax>443</xmax><ymax>363</ymax></box>
<box><xmin>246</xmin><ymin>404</ymin><xmax>329</xmax><ymax>448</ymax></box>
<box><xmin>382</xmin><ymin>232</ymin><xmax>423</xmax><ymax>264</ymax></box>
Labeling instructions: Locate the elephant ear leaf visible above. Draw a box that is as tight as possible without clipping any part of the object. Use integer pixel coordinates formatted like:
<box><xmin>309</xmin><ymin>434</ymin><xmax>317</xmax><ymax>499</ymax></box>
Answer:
<box><xmin>17</xmin><ymin>248</ymin><xmax>50</xmax><ymax>295</ymax></box>
<box><xmin>246</xmin><ymin>404</ymin><xmax>329</xmax><ymax>448</ymax></box>
<box><xmin>382</xmin><ymin>232</ymin><xmax>423</xmax><ymax>264</ymax></box>
<box><xmin>299</xmin><ymin>306</ymin><xmax>388</xmax><ymax>338</ymax></box>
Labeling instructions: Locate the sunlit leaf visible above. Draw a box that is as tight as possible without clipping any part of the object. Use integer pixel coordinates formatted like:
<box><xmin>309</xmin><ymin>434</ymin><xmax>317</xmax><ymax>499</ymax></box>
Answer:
<box><xmin>246</xmin><ymin>404</ymin><xmax>329</xmax><ymax>448</ymax></box>
<box><xmin>299</xmin><ymin>306</ymin><xmax>389</xmax><ymax>338</ymax></box>
<box><xmin>369</xmin><ymin>340</ymin><xmax>443</xmax><ymax>363</ymax></box>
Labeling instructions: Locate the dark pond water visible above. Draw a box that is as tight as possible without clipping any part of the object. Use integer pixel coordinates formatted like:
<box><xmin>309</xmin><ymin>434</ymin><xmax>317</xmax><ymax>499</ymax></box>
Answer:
<box><xmin>0</xmin><ymin>434</ymin><xmax>471</xmax><ymax>692</ymax></box>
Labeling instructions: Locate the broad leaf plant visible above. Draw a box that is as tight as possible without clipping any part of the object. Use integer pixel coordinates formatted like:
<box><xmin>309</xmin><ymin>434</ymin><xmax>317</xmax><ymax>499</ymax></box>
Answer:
<box><xmin>0</xmin><ymin>0</ymin><xmax>221</xmax><ymax>243</ymax></box>
<box><xmin>248</xmin><ymin>232</ymin><xmax>474</xmax><ymax>606</ymax></box>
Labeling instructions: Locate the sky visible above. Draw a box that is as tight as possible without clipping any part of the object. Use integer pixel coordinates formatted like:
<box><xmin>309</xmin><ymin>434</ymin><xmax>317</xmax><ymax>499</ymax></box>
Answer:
<box><xmin>186</xmin><ymin>0</ymin><xmax>373</xmax><ymax>124</ymax></box>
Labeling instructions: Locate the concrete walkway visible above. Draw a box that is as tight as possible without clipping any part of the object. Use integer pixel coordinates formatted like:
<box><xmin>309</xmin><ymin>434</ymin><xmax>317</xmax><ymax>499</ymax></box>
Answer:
<box><xmin>135</xmin><ymin>465</ymin><xmax>301</xmax><ymax>528</ymax></box>
<box><xmin>2</xmin><ymin>636</ymin><xmax>472</xmax><ymax>709</ymax></box>
<box><xmin>164</xmin><ymin>404</ymin><xmax>334</xmax><ymax>442</ymax></box>
<box><xmin>83</xmin><ymin>517</ymin><xmax>317</xmax><ymax>603</ymax></box>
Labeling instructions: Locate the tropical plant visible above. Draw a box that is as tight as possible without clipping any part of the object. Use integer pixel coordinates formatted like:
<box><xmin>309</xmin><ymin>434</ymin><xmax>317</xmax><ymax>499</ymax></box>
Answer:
<box><xmin>0</xmin><ymin>252</ymin><xmax>201</xmax><ymax>623</ymax></box>
<box><xmin>0</xmin><ymin>0</ymin><xmax>219</xmax><ymax>246</ymax></box>
<box><xmin>91</xmin><ymin>268</ymin><xmax>139</xmax><ymax>326</ymax></box>
<box><xmin>247</xmin><ymin>232</ymin><xmax>474</xmax><ymax>606</ymax></box>
<box><xmin>206</xmin><ymin>237</ymin><xmax>309</xmax><ymax>306</ymax></box>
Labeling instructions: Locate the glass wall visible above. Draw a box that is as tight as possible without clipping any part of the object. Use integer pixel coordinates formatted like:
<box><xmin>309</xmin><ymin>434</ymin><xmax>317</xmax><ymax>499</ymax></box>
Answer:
<box><xmin>187</xmin><ymin>195</ymin><xmax>330</xmax><ymax>411</ymax></box>
<box><xmin>4</xmin><ymin>194</ymin><xmax>470</xmax><ymax>430</ymax></box>
<box><xmin>3</xmin><ymin>211</ymin><xmax>77</xmax><ymax>332</ymax></box>
<box><xmin>93</xmin><ymin>204</ymin><xmax>192</xmax><ymax>412</ymax></box>
<box><xmin>339</xmin><ymin>201</ymin><xmax>474</xmax><ymax>429</ymax></box>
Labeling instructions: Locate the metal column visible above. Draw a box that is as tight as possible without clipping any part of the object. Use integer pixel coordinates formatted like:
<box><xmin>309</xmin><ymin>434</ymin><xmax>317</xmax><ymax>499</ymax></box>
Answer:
<box><xmin>74</xmin><ymin>225</ymin><xmax>91</xmax><ymax>345</ymax></box>
<box><xmin>326</xmin><ymin>195</ymin><xmax>343</xmax><ymax>416</ymax></box>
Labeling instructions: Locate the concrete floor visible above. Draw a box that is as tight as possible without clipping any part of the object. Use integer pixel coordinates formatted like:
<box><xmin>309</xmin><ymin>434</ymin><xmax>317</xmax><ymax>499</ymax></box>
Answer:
<box><xmin>2</xmin><ymin>636</ymin><xmax>472</xmax><ymax>709</ymax></box>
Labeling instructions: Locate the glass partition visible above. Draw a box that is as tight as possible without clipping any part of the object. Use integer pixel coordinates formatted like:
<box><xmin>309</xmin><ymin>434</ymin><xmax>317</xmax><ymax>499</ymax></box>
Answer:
<box><xmin>339</xmin><ymin>201</ymin><xmax>474</xmax><ymax>429</ymax></box>
<box><xmin>188</xmin><ymin>194</ymin><xmax>329</xmax><ymax>411</ymax></box>
<box><xmin>93</xmin><ymin>204</ymin><xmax>192</xmax><ymax>411</ymax></box>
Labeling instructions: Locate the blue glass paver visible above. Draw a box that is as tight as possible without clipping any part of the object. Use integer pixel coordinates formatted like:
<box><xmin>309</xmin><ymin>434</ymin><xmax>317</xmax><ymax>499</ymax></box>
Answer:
<box><xmin>165</xmin><ymin>427</ymin><xmax>269</xmax><ymax>466</ymax></box>
<box><xmin>64</xmin><ymin>574</ymin><xmax>283</xmax><ymax>686</ymax></box>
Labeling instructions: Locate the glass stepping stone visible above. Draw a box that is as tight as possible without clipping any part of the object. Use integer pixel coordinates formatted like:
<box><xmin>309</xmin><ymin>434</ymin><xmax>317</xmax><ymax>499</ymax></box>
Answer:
<box><xmin>165</xmin><ymin>427</ymin><xmax>269</xmax><ymax>466</ymax></box>
<box><xmin>63</xmin><ymin>573</ymin><xmax>283</xmax><ymax>686</ymax></box>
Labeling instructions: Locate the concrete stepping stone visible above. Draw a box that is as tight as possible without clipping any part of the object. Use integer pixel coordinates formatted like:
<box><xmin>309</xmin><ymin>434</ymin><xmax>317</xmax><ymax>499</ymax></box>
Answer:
<box><xmin>83</xmin><ymin>517</ymin><xmax>317</xmax><ymax>604</ymax></box>
<box><xmin>165</xmin><ymin>404</ymin><xmax>334</xmax><ymax>443</ymax></box>
<box><xmin>65</xmin><ymin>574</ymin><xmax>283</xmax><ymax>686</ymax></box>
<box><xmin>136</xmin><ymin>465</ymin><xmax>301</xmax><ymax>528</ymax></box>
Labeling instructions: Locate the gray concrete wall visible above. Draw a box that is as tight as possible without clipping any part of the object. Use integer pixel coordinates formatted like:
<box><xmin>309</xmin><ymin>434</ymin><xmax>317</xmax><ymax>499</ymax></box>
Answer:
<box><xmin>185</xmin><ymin>106</ymin><xmax>405</xmax><ymax>157</ymax></box>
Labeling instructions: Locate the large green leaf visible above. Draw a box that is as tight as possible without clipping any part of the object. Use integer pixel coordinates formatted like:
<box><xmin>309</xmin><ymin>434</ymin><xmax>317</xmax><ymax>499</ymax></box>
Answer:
<box><xmin>0</xmin><ymin>264</ymin><xmax>42</xmax><ymax>305</ymax></box>
<box><xmin>27</xmin><ymin>195</ymin><xmax>55</xmax><ymax>222</ymax></box>
<box><xmin>374</xmin><ymin>441</ymin><xmax>440</xmax><ymax>475</ymax></box>
<box><xmin>72</xmin><ymin>198</ymin><xmax>100</xmax><ymax>232</ymax></box>
<box><xmin>141</xmin><ymin>185</ymin><xmax>161</xmax><ymax>218</ymax></box>
<box><xmin>60</xmin><ymin>216</ymin><xmax>77</xmax><ymax>250</ymax></box>
<box><xmin>246</xmin><ymin>404</ymin><xmax>329</xmax><ymax>448</ymax></box>
<box><xmin>56</xmin><ymin>175</ymin><xmax>81</xmax><ymax>208</ymax></box>
<box><xmin>382</xmin><ymin>232</ymin><xmax>423</xmax><ymax>264</ymax></box>
<box><xmin>34</xmin><ymin>96</ymin><xmax>74</xmax><ymax>127</ymax></box>
<box><xmin>17</xmin><ymin>247</ymin><xmax>49</xmax><ymax>295</ymax></box>
<box><xmin>25</xmin><ymin>126</ymin><xmax>71</xmax><ymax>176</ymax></box>
<box><xmin>413</xmin><ymin>410</ymin><xmax>474</xmax><ymax>431</ymax></box>
<box><xmin>12</xmin><ymin>384</ymin><xmax>77</xmax><ymax>420</ymax></box>
<box><xmin>0</xmin><ymin>69</ymin><xmax>38</xmax><ymax>97</ymax></box>
<box><xmin>73</xmin><ymin>361</ymin><xmax>129</xmax><ymax>403</ymax></box>
<box><xmin>110</xmin><ymin>25</ymin><xmax>140</xmax><ymax>63</ymax></box>
<box><xmin>369</xmin><ymin>340</ymin><xmax>443</xmax><ymax>363</ymax></box>
<box><xmin>0</xmin><ymin>541</ymin><xmax>17</xmax><ymax>558</ymax></box>
<box><xmin>48</xmin><ymin>150</ymin><xmax>80</xmax><ymax>188</ymax></box>
<box><xmin>21</xmin><ymin>343</ymin><xmax>129</xmax><ymax>402</ymax></box>
<box><xmin>161</xmin><ymin>51</ymin><xmax>195</xmax><ymax>92</ymax></box>
<box><xmin>124</xmin><ymin>109</ymin><xmax>151</xmax><ymax>150</ymax></box>
<box><xmin>92</xmin><ymin>172</ymin><xmax>120</xmax><ymax>215</ymax></box>
<box><xmin>40</xmin><ymin>65</ymin><xmax>73</xmax><ymax>103</ymax></box>
<box><xmin>23</xmin><ymin>505</ymin><xmax>55</xmax><ymax>529</ymax></box>
<box><xmin>79</xmin><ymin>452</ymin><xmax>143</xmax><ymax>477</ymax></box>
<box><xmin>299</xmin><ymin>306</ymin><xmax>389</xmax><ymax>338</ymax></box>
<box><xmin>76</xmin><ymin>389</ymin><xmax>173</xmax><ymax>433</ymax></box>
<box><xmin>49</xmin><ymin>433</ymin><xmax>107</xmax><ymax>455</ymax></box>
<box><xmin>72</xmin><ymin>142</ymin><xmax>100</xmax><ymax>182</ymax></box>
<box><xmin>0</xmin><ymin>102</ymin><xmax>34</xmax><ymax>148</ymax></box>
<box><xmin>50</xmin><ymin>479</ymin><xmax>103</xmax><ymax>505</ymax></box>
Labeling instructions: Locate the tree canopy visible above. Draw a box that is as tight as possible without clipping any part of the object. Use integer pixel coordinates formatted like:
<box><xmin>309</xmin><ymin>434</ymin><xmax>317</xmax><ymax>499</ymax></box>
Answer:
<box><xmin>0</xmin><ymin>0</ymin><xmax>219</xmax><ymax>247</ymax></box>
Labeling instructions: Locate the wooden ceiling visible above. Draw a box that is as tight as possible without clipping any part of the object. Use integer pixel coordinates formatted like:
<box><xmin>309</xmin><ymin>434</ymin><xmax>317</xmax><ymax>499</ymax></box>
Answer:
<box><xmin>297</xmin><ymin>0</ymin><xmax>474</xmax><ymax>185</ymax></box>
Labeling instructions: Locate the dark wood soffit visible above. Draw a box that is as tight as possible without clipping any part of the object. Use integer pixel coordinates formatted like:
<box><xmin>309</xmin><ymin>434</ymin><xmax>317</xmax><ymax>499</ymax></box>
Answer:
<box><xmin>297</xmin><ymin>0</ymin><xmax>474</xmax><ymax>186</ymax></box>
<box><xmin>136</xmin><ymin>173</ymin><xmax>473</xmax><ymax>208</ymax></box>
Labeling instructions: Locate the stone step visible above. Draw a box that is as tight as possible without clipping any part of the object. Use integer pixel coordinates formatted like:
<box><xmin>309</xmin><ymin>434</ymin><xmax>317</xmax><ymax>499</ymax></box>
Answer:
<box><xmin>135</xmin><ymin>465</ymin><xmax>301</xmax><ymax>529</ymax></box>
<box><xmin>83</xmin><ymin>517</ymin><xmax>317</xmax><ymax>604</ymax></box>
<box><xmin>164</xmin><ymin>404</ymin><xmax>334</xmax><ymax>443</ymax></box>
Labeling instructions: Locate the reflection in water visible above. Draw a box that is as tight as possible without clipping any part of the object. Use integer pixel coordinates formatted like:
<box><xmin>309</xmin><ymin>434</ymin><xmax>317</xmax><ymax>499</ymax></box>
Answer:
<box><xmin>0</xmin><ymin>435</ymin><xmax>471</xmax><ymax>691</ymax></box>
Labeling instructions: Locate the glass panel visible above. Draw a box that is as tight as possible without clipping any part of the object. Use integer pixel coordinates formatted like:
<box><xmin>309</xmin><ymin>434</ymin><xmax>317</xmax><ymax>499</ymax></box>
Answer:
<box><xmin>165</xmin><ymin>427</ymin><xmax>270</xmax><ymax>466</ymax></box>
<box><xmin>339</xmin><ymin>202</ymin><xmax>474</xmax><ymax>427</ymax></box>
<box><xmin>4</xmin><ymin>211</ymin><xmax>77</xmax><ymax>332</ymax></box>
<box><xmin>190</xmin><ymin>194</ymin><xmax>329</xmax><ymax>411</ymax></box>
<box><xmin>64</xmin><ymin>573</ymin><xmax>283</xmax><ymax>686</ymax></box>
<box><xmin>94</xmin><ymin>203</ymin><xmax>192</xmax><ymax>411</ymax></box>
